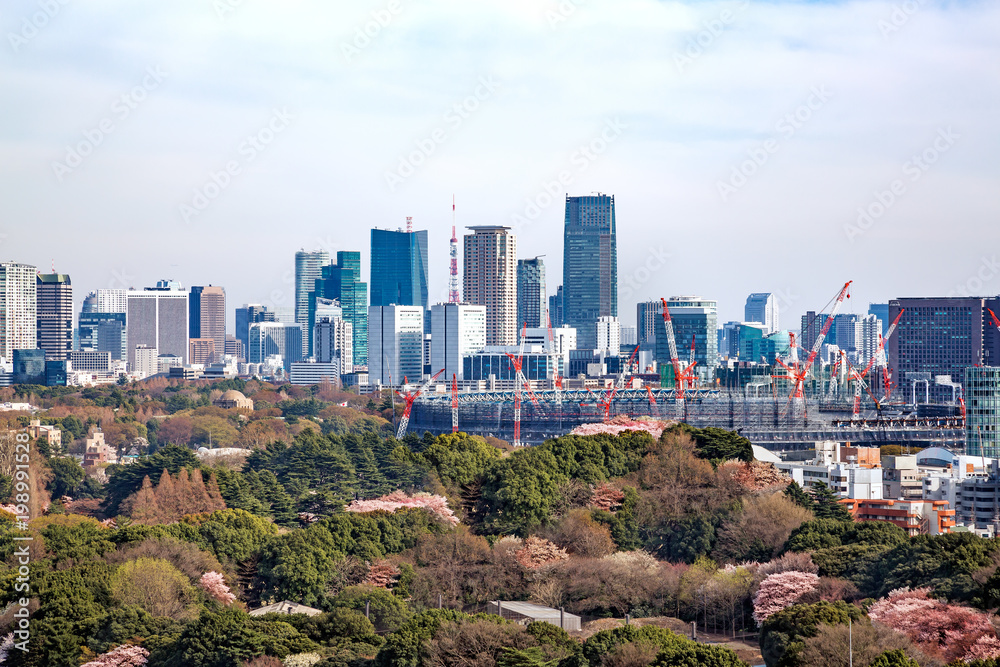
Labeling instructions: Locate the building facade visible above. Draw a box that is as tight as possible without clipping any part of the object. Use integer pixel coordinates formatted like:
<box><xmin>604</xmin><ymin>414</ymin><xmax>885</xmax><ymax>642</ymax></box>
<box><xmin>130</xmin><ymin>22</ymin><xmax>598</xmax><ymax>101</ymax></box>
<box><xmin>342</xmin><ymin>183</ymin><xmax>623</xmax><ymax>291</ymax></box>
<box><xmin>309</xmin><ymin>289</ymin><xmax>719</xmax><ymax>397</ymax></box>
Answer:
<box><xmin>314</xmin><ymin>316</ymin><xmax>353</xmax><ymax>372</ymax></box>
<box><xmin>36</xmin><ymin>273</ymin><xmax>73</xmax><ymax>361</ymax></box>
<box><xmin>0</xmin><ymin>262</ymin><xmax>37</xmax><ymax>363</ymax></box>
<box><xmin>235</xmin><ymin>304</ymin><xmax>275</xmax><ymax>359</ymax></box>
<box><xmin>517</xmin><ymin>257</ymin><xmax>546</xmax><ymax>329</ymax></box>
<box><xmin>188</xmin><ymin>338</ymin><xmax>216</xmax><ymax>366</ymax></box>
<box><xmin>126</xmin><ymin>285</ymin><xmax>189</xmax><ymax>369</ymax></box>
<box><xmin>430</xmin><ymin>302</ymin><xmax>487</xmax><ymax>382</ymax></box>
<box><xmin>294</xmin><ymin>250</ymin><xmax>330</xmax><ymax>355</ymax></box>
<box><xmin>549</xmin><ymin>285</ymin><xmax>564</xmax><ymax>328</ymax></box>
<box><xmin>370</xmin><ymin>228</ymin><xmax>428</xmax><ymax>310</ymax></box>
<box><xmin>637</xmin><ymin>300</ymin><xmax>659</xmax><ymax>347</ymax></box>
<box><xmin>96</xmin><ymin>289</ymin><xmax>127</xmax><ymax>313</ymax></box>
<box><xmin>563</xmin><ymin>194</ymin><xmax>617</xmax><ymax>351</ymax></box>
<box><xmin>966</xmin><ymin>366</ymin><xmax>1000</xmax><ymax>458</ymax></box>
<box><xmin>189</xmin><ymin>285</ymin><xmax>226</xmax><ymax>362</ymax></box>
<box><xmin>312</xmin><ymin>251</ymin><xmax>368</xmax><ymax>367</ymax></box>
<box><xmin>248</xmin><ymin>322</ymin><xmax>304</xmax><ymax>367</ymax></box>
<box><xmin>744</xmin><ymin>293</ymin><xmax>779</xmax><ymax>333</ymax></box>
<box><xmin>464</xmin><ymin>226</ymin><xmax>517</xmax><ymax>346</ymax></box>
<box><xmin>133</xmin><ymin>345</ymin><xmax>158</xmax><ymax>379</ymax></box>
<box><xmin>368</xmin><ymin>305</ymin><xmax>424</xmax><ymax>385</ymax></box>
<box><xmin>654</xmin><ymin>296</ymin><xmax>718</xmax><ymax>381</ymax></box>
<box><xmin>596</xmin><ymin>316</ymin><xmax>621</xmax><ymax>353</ymax></box>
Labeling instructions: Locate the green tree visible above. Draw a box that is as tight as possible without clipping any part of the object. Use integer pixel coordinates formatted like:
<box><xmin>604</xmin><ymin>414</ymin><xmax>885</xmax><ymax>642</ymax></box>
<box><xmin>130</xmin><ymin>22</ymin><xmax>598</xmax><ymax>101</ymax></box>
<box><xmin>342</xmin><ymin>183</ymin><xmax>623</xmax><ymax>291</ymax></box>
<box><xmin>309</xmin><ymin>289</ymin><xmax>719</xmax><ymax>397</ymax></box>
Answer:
<box><xmin>868</xmin><ymin>650</ymin><xmax>919</xmax><ymax>667</ymax></box>
<box><xmin>809</xmin><ymin>483</ymin><xmax>853</xmax><ymax>522</ymax></box>
<box><xmin>759</xmin><ymin>601</ymin><xmax>864</xmax><ymax>667</ymax></box>
<box><xmin>375</xmin><ymin>609</ymin><xmax>475</xmax><ymax>667</ymax></box>
<box><xmin>783</xmin><ymin>481</ymin><xmax>813</xmax><ymax>511</ymax></box>
<box><xmin>110</xmin><ymin>558</ymin><xmax>196</xmax><ymax>620</ymax></box>
<box><xmin>331</xmin><ymin>585</ymin><xmax>412</xmax><ymax>634</ymax></box>
<box><xmin>150</xmin><ymin>608</ymin><xmax>266</xmax><ymax>667</ymax></box>
<box><xmin>105</xmin><ymin>444</ymin><xmax>200</xmax><ymax>515</ymax></box>
<box><xmin>46</xmin><ymin>457</ymin><xmax>86</xmax><ymax>497</ymax></box>
<box><xmin>258</xmin><ymin>524</ymin><xmax>340</xmax><ymax>607</ymax></box>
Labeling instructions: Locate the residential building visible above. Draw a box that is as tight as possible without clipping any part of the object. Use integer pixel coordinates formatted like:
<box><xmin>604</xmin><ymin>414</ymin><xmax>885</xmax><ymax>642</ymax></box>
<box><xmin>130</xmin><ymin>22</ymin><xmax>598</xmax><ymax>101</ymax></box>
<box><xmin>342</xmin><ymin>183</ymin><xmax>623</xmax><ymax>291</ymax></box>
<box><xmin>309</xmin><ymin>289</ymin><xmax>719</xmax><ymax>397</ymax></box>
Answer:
<box><xmin>563</xmin><ymin>194</ymin><xmax>617</xmax><ymax>350</ymax></box>
<box><xmin>840</xmin><ymin>498</ymin><xmax>955</xmax><ymax>536</ymax></box>
<box><xmin>82</xmin><ymin>428</ymin><xmax>117</xmax><ymax>468</ymax></box>
<box><xmin>654</xmin><ymin>296</ymin><xmax>718</xmax><ymax>382</ymax></box>
<box><xmin>596</xmin><ymin>316</ymin><xmax>621</xmax><ymax>353</ymax></box>
<box><xmin>189</xmin><ymin>285</ymin><xmax>226</xmax><ymax>362</ymax></box>
<box><xmin>248</xmin><ymin>322</ymin><xmax>304</xmax><ymax>368</ymax></box>
<box><xmin>126</xmin><ymin>283</ymin><xmax>188</xmax><ymax>369</ymax></box>
<box><xmin>188</xmin><ymin>338</ymin><xmax>216</xmax><ymax>366</ymax></box>
<box><xmin>744</xmin><ymin>293</ymin><xmax>779</xmax><ymax>333</ymax></box>
<box><xmin>295</xmin><ymin>249</ymin><xmax>330</xmax><ymax>355</ymax></box>
<box><xmin>430</xmin><ymin>302</ymin><xmax>487</xmax><ymax>382</ymax></box>
<box><xmin>967</xmin><ymin>366</ymin><xmax>1000</xmax><ymax>458</ymax></box>
<box><xmin>888</xmin><ymin>297</ymin><xmax>1000</xmax><ymax>403</ymax></box>
<box><xmin>367</xmin><ymin>305</ymin><xmax>424</xmax><ymax>385</ymax></box>
<box><xmin>464</xmin><ymin>226</ymin><xmax>517</xmax><ymax>345</ymax></box>
<box><xmin>36</xmin><ymin>273</ymin><xmax>73</xmax><ymax>361</ymax></box>
<box><xmin>27</xmin><ymin>419</ymin><xmax>62</xmax><ymax>450</ymax></box>
<box><xmin>311</xmin><ymin>251</ymin><xmax>368</xmax><ymax>366</ymax></box>
<box><xmin>637</xmin><ymin>300</ymin><xmax>659</xmax><ymax>347</ymax></box>
<box><xmin>775</xmin><ymin>442</ymin><xmax>884</xmax><ymax>500</ymax></box>
<box><xmin>370</xmin><ymin>228</ymin><xmax>428</xmax><ymax>309</ymax></box>
<box><xmin>549</xmin><ymin>286</ymin><xmax>564</xmax><ymax>328</ymax></box>
<box><xmin>883</xmin><ymin>455</ymin><xmax>925</xmax><ymax>500</ymax></box>
<box><xmin>0</xmin><ymin>262</ymin><xmax>37</xmax><ymax>363</ymax></box>
<box><xmin>314</xmin><ymin>315</ymin><xmax>353</xmax><ymax>372</ymax></box>
<box><xmin>235</xmin><ymin>304</ymin><xmax>275</xmax><ymax>358</ymax></box>
<box><xmin>517</xmin><ymin>257</ymin><xmax>546</xmax><ymax>329</ymax></box>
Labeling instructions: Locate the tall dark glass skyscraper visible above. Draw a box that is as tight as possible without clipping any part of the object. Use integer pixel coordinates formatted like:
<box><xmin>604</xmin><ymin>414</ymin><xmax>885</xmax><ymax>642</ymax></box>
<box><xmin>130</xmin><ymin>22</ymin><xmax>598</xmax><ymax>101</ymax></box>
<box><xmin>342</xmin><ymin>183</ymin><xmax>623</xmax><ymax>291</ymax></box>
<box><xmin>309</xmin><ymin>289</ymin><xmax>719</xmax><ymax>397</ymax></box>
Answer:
<box><xmin>370</xmin><ymin>228</ymin><xmax>428</xmax><ymax>309</ymax></box>
<box><xmin>563</xmin><ymin>194</ymin><xmax>617</xmax><ymax>350</ymax></box>
<box><xmin>312</xmin><ymin>251</ymin><xmax>368</xmax><ymax>367</ymax></box>
<box><xmin>517</xmin><ymin>257</ymin><xmax>546</xmax><ymax>329</ymax></box>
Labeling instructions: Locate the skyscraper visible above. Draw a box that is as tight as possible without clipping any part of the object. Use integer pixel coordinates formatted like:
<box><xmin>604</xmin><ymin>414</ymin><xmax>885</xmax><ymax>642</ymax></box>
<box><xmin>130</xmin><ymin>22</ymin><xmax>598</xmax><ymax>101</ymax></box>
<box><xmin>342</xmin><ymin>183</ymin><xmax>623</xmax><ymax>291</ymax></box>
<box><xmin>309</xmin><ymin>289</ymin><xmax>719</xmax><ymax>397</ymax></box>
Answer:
<box><xmin>549</xmin><ymin>286</ymin><xmax>564</xmax><ymax>328</ymax></box>
<box><xmin>517</xmin><ymin>257</ymin><xmax>546</xmax><ymax>329</ymax></box>
<box><xmin>596</xmin><ymin>316</ymin><xmax>621</xmax><ymax>353</ymax></box>
<box><xmin>800</xmin><ymin>311</ymin><xmax>836</xmax><ymax>352</ymax></box>
<box><xmin>744</xmin><ymin>293</ymin><xmax>779</xmax><ymax>333</ymax></box>
<box><xmin>966</xmin><ymin>366</ymin><xmax>1000</xmax><ymax>458</ymax></box>
<box><xmin>563</xmin><ymin>194</ymin><xmax>617</xmax><ymax>350</ymax></box>
<box><xmin>248</xmin><ymin>322</ymin><xmax>304</xmax><ymax>366</ymax></box>
<box><xmin>295</xmin><ymin>249</ymin><xmax>330</xmax><ymax>355</ymax></box>
<box><xmin>0</xmin><ymin>262</ymin><xmax>37</xmax><ymax>363</ymax></box>
<box><xmin>869</xmin><ymin>303</ymin><xmax>890</xmax><ymax>337</ymax></box>
<box><xmin>654</xmin><ymin>296</ymin><xmax>718</xmax><ymax>381</ymax></box>
<box><xmin>368</xmin><ymin>305</ymin><xmax>424</xmax><ymax>384</ymax></box>
<box><xmin>235</xmin><ymin>304</ymin><xmax>275</xmax><ymax>357</ymax></box>
<box><xmin>36</xmin><ymin>273</ymin><xmax>73</xmax><ymax>361</ymax></box>
<box><xmin>637</xmin><ymin>300</ymin><xmax>659</xmax><ymax>347</ymax></box>
<box><xmin>126</xmin><ymin>283</ymin><xmax>189</xmax><ymax>369</ymax></box>
<box><xmin>96</xmin><ymin>289</ymin><xmax>127</xmax><ymax>313</ymax></box>
<box><xmin>430</xmin><ymin>302</ymin><xmax>487</xmax><ymax>381</ymax></box>
<box><xmin>464</xmin><ymin>226</ymin><xmax>517</xmax><ymax>345</ymax></box>
<box><xmin>314</xmin><ymin>315</ymin><xmax>353</xmax><ymax>371</ymax></box>
<box><xmin>189</xmin><ymin>285</ymin><xmax>226</xmax><ymax>362</ymax></box>
<box><xmin>312</xmin><ymin>251</ymin><xmax>368</xmax><ymax>367</ymax></box>
<box><xmin>370</xmin><ymin>228</ymin><xmax>428</xmax><ymax>308</ymax></box>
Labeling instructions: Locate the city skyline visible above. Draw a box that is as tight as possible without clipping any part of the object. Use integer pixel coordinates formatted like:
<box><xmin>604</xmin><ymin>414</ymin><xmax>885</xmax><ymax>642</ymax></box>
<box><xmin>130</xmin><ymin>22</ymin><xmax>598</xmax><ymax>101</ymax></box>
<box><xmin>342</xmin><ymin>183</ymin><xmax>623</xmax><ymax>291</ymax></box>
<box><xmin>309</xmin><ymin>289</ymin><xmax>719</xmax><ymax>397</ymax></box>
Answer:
<box><xmin>2</xmin><ymin>1</ymin><xmax>997</xmax><ymax>331</ymax></box>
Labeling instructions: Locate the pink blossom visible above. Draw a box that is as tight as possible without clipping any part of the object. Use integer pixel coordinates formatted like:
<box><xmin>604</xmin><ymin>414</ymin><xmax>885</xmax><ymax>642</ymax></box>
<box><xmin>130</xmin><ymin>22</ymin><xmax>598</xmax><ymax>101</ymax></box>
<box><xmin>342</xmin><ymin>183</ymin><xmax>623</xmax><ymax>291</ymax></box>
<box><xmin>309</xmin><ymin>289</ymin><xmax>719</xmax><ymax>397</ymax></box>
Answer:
<box><xmin>570</xmin><ymin>416</ymin><xmax>675</xmax><ymax>439</ymax></box>
<box><xmin>198</xmin><ymin>571</ymin><xmax>236</xmax><ymax>605</ymax></box>
<box><xmin>365</xmin><ymin>561</ymin><xmax>401</xmax><ymax>588</ymax></box>
<box><xmin>345</xmin><ymin>491</ymin><xmax>459</xmax><ymax>525</ymax></box>
<box><xmin>752</xmin><ymin>571</ymin><xmax>819</xmax><ymax>624</ymax></box>
<box><xmin>81</xmin><ymin>644</ymin><xmax>150</xmax><ymax>667</ymax></box>
<box><xmin>590</xmin><ymin>482</ymin><xmax>625</xmax><ymax>512</ymax></box>
<box><xmin>514</xmin><ymin>536</ymin><xmax>569</xmax><ymax>569</ymax></box>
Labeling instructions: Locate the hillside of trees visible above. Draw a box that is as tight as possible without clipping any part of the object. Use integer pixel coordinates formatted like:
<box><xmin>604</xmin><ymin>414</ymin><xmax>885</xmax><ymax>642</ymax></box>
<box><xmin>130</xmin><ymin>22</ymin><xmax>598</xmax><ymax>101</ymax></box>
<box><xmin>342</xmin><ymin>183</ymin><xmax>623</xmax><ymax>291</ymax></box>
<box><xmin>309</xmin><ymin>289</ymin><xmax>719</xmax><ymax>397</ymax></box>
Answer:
<box><xmin>2</xmin><ymin>380</ymin><xmax>1000</xmax><ymax>667</ymax></box>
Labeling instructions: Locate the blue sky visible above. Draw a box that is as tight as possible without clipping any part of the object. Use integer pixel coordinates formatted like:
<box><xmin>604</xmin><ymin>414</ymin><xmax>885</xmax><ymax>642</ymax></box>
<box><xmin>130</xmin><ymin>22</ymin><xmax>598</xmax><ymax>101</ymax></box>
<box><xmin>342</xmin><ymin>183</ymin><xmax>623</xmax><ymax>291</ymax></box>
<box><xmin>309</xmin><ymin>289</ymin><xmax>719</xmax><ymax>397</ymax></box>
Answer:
<box><xmin>2</xmin><ymin>0</ymin><xmax>997</xmax><ymax>330</ymax></box>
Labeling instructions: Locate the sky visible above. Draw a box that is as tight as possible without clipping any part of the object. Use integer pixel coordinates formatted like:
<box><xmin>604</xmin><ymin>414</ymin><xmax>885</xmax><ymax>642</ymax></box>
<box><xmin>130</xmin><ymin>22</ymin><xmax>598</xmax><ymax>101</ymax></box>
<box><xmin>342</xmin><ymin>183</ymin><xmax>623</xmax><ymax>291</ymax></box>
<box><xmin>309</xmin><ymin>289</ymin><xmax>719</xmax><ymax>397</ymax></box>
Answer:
<box><xmin>2</xmin><ymin>0</ymin><xmax>998</xmax><ymax>332</ymax></box>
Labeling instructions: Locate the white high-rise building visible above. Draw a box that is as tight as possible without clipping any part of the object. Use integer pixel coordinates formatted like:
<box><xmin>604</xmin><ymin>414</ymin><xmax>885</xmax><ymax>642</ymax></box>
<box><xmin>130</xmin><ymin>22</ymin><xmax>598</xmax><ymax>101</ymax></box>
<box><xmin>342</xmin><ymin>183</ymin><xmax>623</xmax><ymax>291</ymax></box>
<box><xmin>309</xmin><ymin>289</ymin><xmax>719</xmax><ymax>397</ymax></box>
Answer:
<box><xmin>368</xmin><ymin>305</ymin><xmax>424</xmax><ymax>385</ymax></box>
<box><xmin>314</xmin><ymin>316</ymin><xmax>353</xmax><ymax>372</ymax></box>
<box><xmin>744</xmin><ymin>293</ymin><xmax>779</xmax><ymax>334</ymax></box>
<box><xmin>126</xmin><ymin>284</ymin><xmax>189</xmax><ymax>369</ymax></box>
<box><xmin>96</xmin><ymin>289</ymin><xmax>128</xmax><ymax>313</ymax></box>
<box><xmin>463</xmin><ymin>226</ymin><xmax>517</xmax><ymax>345</ymax></box>
<box><xmin>248</xmin><ymin>322</ymin><xmax>304</xmax><ymax>367</ymax></box>
<box><xmin>596</xmin><ymin>316</ymin><xmax>621</xmax><ymax>353</ymax></box>
<box><xmin>524</xmin><ymin>325</ymin><xmax>576</xmax><ymax>377</ymax></box>
<box><xmin>0</xmin><ymin>262</ymin><xmax>37</xmax><ymax>363</ymax></box>
<box><xmin>430</xmin><ymin>303</ymin><xmax>486</xmax><ymax>382</ymax></box>
<box><xmin>133</xmin><ymin>345</ymin><xmax>158</xmax><ymax>379</ymax></box>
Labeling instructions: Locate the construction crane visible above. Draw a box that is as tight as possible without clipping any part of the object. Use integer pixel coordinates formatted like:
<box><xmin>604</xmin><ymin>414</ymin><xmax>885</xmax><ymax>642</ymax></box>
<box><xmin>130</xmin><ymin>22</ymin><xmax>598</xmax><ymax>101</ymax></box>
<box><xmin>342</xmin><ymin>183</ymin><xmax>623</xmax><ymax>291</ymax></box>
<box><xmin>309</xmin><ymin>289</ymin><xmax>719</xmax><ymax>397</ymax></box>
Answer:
<box><xmin>615</xmin><ymin>344</ymin><xmax>641</xmax><ymax>390</ymax></box>
<box><xmin>395</xmin><ymin>369</ymin><xmax>445</xmax><ymax>440</ymax></box>
<box><xmin>645</xmin><ymin>385</ymin><xmax>659</xmax><ymax>418</ymax></box>
<box><xmin>784</xmin><ymin>281</ymin><xmax>853</xmax><ymax>421</ymax></box>
<box><xmin>451</xmin><ymin>373</ymin><xmax>459</xmax><ymax>433</ymax></box>
<box><xmin>874</xmin><ymin>309</ymin><xmax>904</xmax><ymax>402</ymax></box>
<box><xmin>505</xmin><ymin>323</ymin><xmax>541</xmax><ymax>446</ymax></box>
<box><xmin>687</xmin><ymin>335</ymin><xmax>697</xmax><ymax>388</ymax></box>
<box><xmin>845</xmin><ymin>351</ymin><xmax>876</xmax><ymax>421</ymax></box>
<box><xmin>546</xmin><ymin>310</ymin><xmax>563</xmax><ymax>407</ymax></box>
<box><xmin>659</xmin><ymin>298</ymin><xmax>698</xmax><ymax>414</ymax></box>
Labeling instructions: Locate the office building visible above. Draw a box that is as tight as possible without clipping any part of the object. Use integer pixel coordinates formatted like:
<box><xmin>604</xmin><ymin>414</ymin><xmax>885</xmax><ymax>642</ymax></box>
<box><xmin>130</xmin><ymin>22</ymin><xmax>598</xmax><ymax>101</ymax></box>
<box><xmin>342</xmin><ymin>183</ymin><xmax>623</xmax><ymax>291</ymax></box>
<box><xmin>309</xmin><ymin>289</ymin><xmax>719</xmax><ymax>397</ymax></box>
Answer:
<box><xmin>133</xmin><ymin>345</ymin><xmax>158</xmax><ymax>379</ymax></box>
<box><xmin>832</xmin><ymin>313</ymin><xmax>880</xmax><ymax>363</ymax></box>
<box><xmin>36</xmin><ymin>273</ymin><xmax>73</xmax><ymax>361</ymax></box>
<box><xmin>248</xmin><ymin>322</ymin><xmax>303</xmax><ymax>368</ymax></box>
<box><xmin>314</xmin><ymin>315</ymin><xmax>353</xmax><ymax>372</ymax></box>
<box><xmin>235</xmin><ymin>304</ymin><xmax>275</xmax><ymax>358</ymax></box>
<box><xmin>966</xmin><ymin>366</ymin><xmax>1000</xmax><ymax>458</ymax></box>
<box><xmin>517</xmin><ymin>257</ymin><xmax>546</xmax><ymax>329</ymax></box>
<box><xmin>744</xmin><ymin>293</ymin><xmax>779</xmax><ymax>333</ymax></box>
<box><xmin>370</xmin><ymin>228</ymin><xmax>428</xmax><ymax>309</ymax></box>
<box><xmin>12</xmin><ymin>348</ymin><xmax>46</xmax><ymax>384</ymax></box>
<box><xmin>290</xmin><ymin>361</ymin><xmax>344</xmax><ymax>386</ymax></box>
<box><xmin>464</xmin><ymin>226</ymin><xmax>517</xmax><ymax>345</ymax></box>
<box><xmin>79</xmin><ymin>312</ymin><xmax>127</xmax><ymax>361</ymax></box>
<box><xmin>549</xmin><ymin>286</ymin><xmax>564</xmax><ymax>328</ymax></box>
<box><xmin>96</xmin><ymin>289</ymin><xmax>127</xmax><ymax>313</ymax></box>
<box><xmin>189</xmin><ymin>285</ymin><xmax>226</xmax><ymax>362</ymax></box>
<box><xmin>463</xmin><ymin>346</ymin><xmax>554</xmax><ymax>382</ymax></box>
<box><xmin>800</xmin><ymin>311</ymin><xmax>838</xmax><ymax>353</ymax></box>
<box><xmin>224</xmin><ymin>336</ymin><xmax>244</xmax><ymax>361</ymax></box>
<box><xmin>596</xmin><ymin>316</ymin><xmax>621</xmax><ymax>353</ymax></box>
<box><xmin>0</xmin><ymin>262</ymin><xmax>37</xmax><ymax>363</ymax></box>
<box><xmin>621</xmin><ymin>325</ymin><xmax>636</xmax><ymax>347</ymax></box>
<box><xmin>637</xmin><ymin>301</ymin><xmax>659</xmax><ymax>347</ymax></box>
<box><xmin>869</xmin><ymin>303</ymin><xmax>890</xmax><ymax>337</ymax></box>
<box><xmin>126</xmin><ymin>284</ymin><xmax>189</xmax><ymax>369</ymax></box>
<box><xmin>887</xmin><ymin>297</ymin><xmax>1000</xmax><ymax>403</ymax></box>
<box><xmin>188</xmin><ymin>338</ymin><xmax>216</xmax><ymax>366</ymax></box>
<box><xmin>654</xmin><ymin>296</ymin><xmax>718</xmax><ymax>382</ymax></box>
<box><xmin>295</xmin><ymin>249</ymin><xmax>330</xmax><ymax>354</ymax></box>
<box><xmin>524</xmin><ymin>326</ymin><xmax>576</xmax><ymax>377</ymax></box>
<box><xmin>368</xmin><ymin>305</ymin><xmax>424</xmax><ymax>385</ymax></box>
<box><xmin>311</xmin><ymin>251</ymin><xmax>368</xmax><ymax>367</ymax></box>
<box><xmin>563</xmin><ymin>194</ymin><xmax>617</xmax><ymax>350</ymax></box>
<box><xmin>430</xmin><ymin>303</ymin><xmax>487</xmax><ymax>382</ymax></box>
<box><xmin>70</xmin><ymin>351</ymin><xmax>112</xmax><ymax>373</ymax></box>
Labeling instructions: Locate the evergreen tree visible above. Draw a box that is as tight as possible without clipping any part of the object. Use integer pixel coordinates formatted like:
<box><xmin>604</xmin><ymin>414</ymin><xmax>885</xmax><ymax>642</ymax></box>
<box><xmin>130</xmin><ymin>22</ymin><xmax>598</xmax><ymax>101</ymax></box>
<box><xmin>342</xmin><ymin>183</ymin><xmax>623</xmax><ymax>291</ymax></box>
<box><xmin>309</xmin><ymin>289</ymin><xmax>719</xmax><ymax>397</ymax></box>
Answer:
<box><xmin>811</xmin><ymin>482</ymin><xmax>853</xmax><ymax>522</ymax></box>
<box><xmin>784</xmin><ymin>481</ymin><xmax>814</xmax><ymax>511</ymax></box>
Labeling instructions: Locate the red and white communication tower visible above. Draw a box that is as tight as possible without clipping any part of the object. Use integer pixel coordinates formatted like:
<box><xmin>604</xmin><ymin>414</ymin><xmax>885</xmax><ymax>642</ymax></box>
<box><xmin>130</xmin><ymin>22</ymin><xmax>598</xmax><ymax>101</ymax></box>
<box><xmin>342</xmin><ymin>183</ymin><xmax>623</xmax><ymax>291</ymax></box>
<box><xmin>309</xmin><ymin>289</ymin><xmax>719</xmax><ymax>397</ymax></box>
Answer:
<box><xmin>406</xmin><ymin>216</ymin><xmax>413</xmax><ymax>233</ymax></box>
<box><xmin>449</xmin><ymin>197</ymin><xmax>460</xmax><ymax>303</ymax></box>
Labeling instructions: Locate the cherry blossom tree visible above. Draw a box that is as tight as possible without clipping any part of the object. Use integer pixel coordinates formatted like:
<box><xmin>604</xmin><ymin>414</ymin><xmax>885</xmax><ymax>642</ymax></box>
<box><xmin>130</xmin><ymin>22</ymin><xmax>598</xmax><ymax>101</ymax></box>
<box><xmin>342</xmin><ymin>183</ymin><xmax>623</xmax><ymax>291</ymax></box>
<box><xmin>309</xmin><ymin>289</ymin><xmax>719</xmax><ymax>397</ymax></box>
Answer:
<box><xmin>81</xmin><ymin>644</ymin><xmax>150</xmax><ymax>667</ymax></box>
<box><xmin>198</xmin><ymin>571</ymin><xmax>236</xmax><ymax>605</ymax></box>
<box><xmin>590</xmin><ymin>482</ymin><xmax>625</xmax><ymax>512</ymax></box>
<box><xmin>514</xmin><ymin>536</ymin><xmax>569</xmax><ymax>569</ymax></box>
<box><xmin>344</xmin><ymin>490</ymin><xmax>458</xmax><ymax>525</ymax></box>
<box><xmin>752</xmin><ymin>571</ymin><xmax>819</xmax><ymax>624</ymax></box>
<box><xmin>570</xmin><ymin>416</ymin><xmax>675</xmax><ymax>439</ymax></box>
<box><xmin>364</xmin><ymin>561</ymin><xmax>401</xmax><ymax>589</ymax></box>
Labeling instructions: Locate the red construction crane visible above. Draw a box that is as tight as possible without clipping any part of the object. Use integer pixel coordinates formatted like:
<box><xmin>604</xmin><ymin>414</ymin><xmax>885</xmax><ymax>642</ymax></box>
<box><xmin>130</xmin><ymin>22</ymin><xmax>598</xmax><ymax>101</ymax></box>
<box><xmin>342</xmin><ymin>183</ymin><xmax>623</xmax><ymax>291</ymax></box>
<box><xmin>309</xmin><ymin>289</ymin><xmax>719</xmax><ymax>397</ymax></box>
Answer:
<box><xmin>988</xmin><ymin>308</ymin><xmax>1000</xmax><ymax>334</ymax></box>
<box><xmin>687</xmin><ymin>335</ymin><xmax>697</xmax><ymax>388</ymax></box>
<box><xmin>395</xmin><ymin>369</ymin><xmax>445</xmax><ymax>439</ymax></box>
<box><xmin>844</xmin><ymin>351</ymin><xmax>876</xmax><ymax>421</ymax></box>
<box><xmin>616</xmin><ymin>344</ymin><xmax>641</xmax><ymax>390</ymax></box>
<box><xmin>505</xmin><ymin>323</ymin><xmax>541</xmax><ymax>446</ymax></box>
<box><xmin>874</xmin><ymin>309</ymin><xmax>904</xmax><ymax>402</ymax></box>
<box><xmin>451</xmin><ymin>373</ymin><xmax>459</xmax><ymax>433</ymax></box>
<box><xmin>546</xmin><ymin>310</ymin><xmax>563</xmax><ymax>406</ymax></box>
<box><xmin>785</xmin><ymin>281</ymin><xmax>853</xmax><ymax>419</ymax></box>
<box><xmin>645</xmin><ymin>385</ymin><xmax>659</xmax><ymax>418</ymax></box>
<box><xmin>659</xmin><ymin>298</ymin><xmax>698</xmax><ymax>408</ymax></box>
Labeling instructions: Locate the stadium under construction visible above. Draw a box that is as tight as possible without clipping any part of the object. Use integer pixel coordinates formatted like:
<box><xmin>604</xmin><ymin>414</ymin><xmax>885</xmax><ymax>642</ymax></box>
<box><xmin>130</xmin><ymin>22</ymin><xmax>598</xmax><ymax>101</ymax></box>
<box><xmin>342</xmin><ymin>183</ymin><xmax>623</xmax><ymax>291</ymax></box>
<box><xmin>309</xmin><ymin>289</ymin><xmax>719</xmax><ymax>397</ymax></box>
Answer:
<box><xmin>407</xmin><ymin>387</ymin><xmax>967</xmax><ymax>449</ymax></box>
